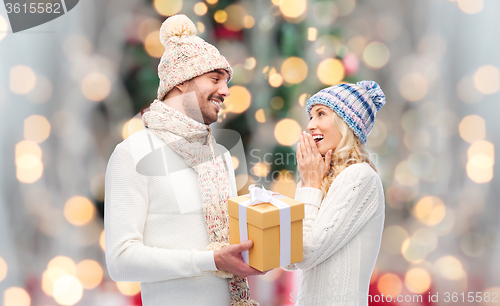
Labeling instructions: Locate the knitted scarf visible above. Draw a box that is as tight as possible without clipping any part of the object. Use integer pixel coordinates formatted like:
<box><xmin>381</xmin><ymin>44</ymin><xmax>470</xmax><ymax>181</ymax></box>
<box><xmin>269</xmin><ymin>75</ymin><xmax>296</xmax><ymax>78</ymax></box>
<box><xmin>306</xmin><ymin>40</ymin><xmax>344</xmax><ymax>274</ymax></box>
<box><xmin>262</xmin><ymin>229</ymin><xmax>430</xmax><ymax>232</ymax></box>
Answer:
<box><xmin>142</xmin><ymin>100</ymin><xmax>258</xmax><ymax>306</ymax></box>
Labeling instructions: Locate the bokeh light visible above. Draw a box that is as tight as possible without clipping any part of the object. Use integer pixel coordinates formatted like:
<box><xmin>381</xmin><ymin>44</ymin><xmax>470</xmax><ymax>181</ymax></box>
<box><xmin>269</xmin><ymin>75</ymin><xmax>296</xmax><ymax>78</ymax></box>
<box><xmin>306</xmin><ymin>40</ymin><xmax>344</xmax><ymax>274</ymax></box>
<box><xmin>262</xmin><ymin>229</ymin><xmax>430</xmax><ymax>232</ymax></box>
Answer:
<box><xmin>308</xmin><ymin>27</ymin><xmax>317</xmax><ymax>41</ymax></box>
<box><xmin>24</xmin><ymin>115</ymin><xmax>51</xmax><ymax>143</ymax></box>
<box><xmin>75</xmin><ymin>260</ymin><xmax>103</xmax><ymax>289</ymax></box>
<box><xmin>255</xmin><ymin>109</ymin><xmax>266</xmax><ymax>123</ymax></box>
<box><xmin>281</xmin><ymin>57</ymin><xmax>308</xmax><ymax>84</ymax></box>
<box><xmin>377</xmin><ymin>273</ymin><xmax>402</xmax><ymax>297</ymax></box>
<box><xmin>279</xmin><ymin>0</ymin><xmax>307</xmax><ymax>19</ymax></box>
<box><xmin>81</xmin><ymin>72</ymin><xmax>111</xmax><ymax>102</ymax></box>
<box><xmin>269</xmin><ymin>72</ymin><xmax>284</xmax><ymax>87</ymax></box>
<box><xmin>347</xmin><ymin>36</ymin><xmax>366</xmax><ymax>56</ymax></box>
<box><xmin>144</xmin><ymin>30</ymin><xmax>164</xmax><ymax>58</ymax></box>
<box><xmin>53</xmin><ymin>275</ymin><xmax>83</xmax><ymax>305</ymax></box>
<box><xmin>466</xmin><ymin>158</ymin><xmax>493</xmax><ymax>183</ymax></box>
<box><xmin>214</xmin><ymin>10</ymin><xmax>228</xmax><ymax>23</ymax></box>
<box><xmin>244</xmin><ymin>15</ymin><xmax>255</xmax><ymax>29</ymax></box>
<box><xmin>405</xmin><ymin>268</ymin><xmax>431</xmax><ymax>293</ymax></box>
<box><xmin>270</xmin><ymin>96</ymin><xmax>285</xmax><ymax>110</ymax></box>
<box><xmin>10</xmin><ymin>65</ymin><xmax>36</xmax><ymax>94</ymax></box>
<box><xmin>252</xmin><ymin>162</ymin><xmax>270</xmax><ymax>177</ymax></box>
<box><xmin>413</xmin><ymin>196</ymin><xmax>446</xmax><ymax>226</ymax></box>
<box><xmin>394</xmin><ymin>161</ymin><xmax>419</xmax><ymax>186</ymax></box>
<box><xmin>3</xmin><ymin>287</ymin><xmax>30</xmax><ymax>306</ymax></box>
<box><xmin>99</xmin><ymin>230</ymin><xmax>105</xmax><ymax>252</ymax></box>
<box><xmin>122</xmin><ymin>118</ymin><xmax>145</xmax><ymax>139</ymax></box>
<box><xmin>64</xmin><ymin>196</ymin><xmax>95</xmax><ymax>226</ymax></box>
<box><xmin>137</xmin><ymin>18</ymin><xmax>161</xmax><ymax>42</ymax></box>
<box><xmin>231</xmin><ymin>156</ymin><xmax>239</xmax><ymax>170</ymax></box>
<box><xmin>197</xmin><ymin>22</ymin><xmax>205</xmax><ymax>34</ymax></box>
<box><xmin>473</xmin><ymin>65</ymin><xmax>500</xmax><ymax>95</ymax></box>
<box><xmin>468</xmin><ymin>140</ymin><xmax>494</xmax><ymax>161</ymax></box>
<box><xmin>434</xmin><ymin>256</ymin><xmax>465</xmax><ymax>280</ymax></box>
<box><xmin>224</xmin><ymin>86</ymin><xmax>251</xmax><ymax>113</ymax></box>
<box><xmin>298</xmin><ymin>93</ymin><xmax>310</xmax><ymax>107</ymax></box>
<box><xmin>274</xmin><ymin>119</ymin><xmax>301</xmax><ymax>146</ymax></box>
<box><xmin>116</xmin><ymin>282</ymin><xmax>141</xmax><ymax>296</ymax></box>
<box><xmin>154</xmin><ymin>0</ymin><xmax>182</xmax><ymax>16</ymax></box>
<box><xmin>0</xmin><ymin>256</ymin><xmax>7</xmax><ymax>282</ymax></box>
<box><xmin>481</xmin><ymin>287</ymin><xmax>500</xmax><ymax>305</ymax></box>
<box><xmin>15</xmin><ymin>140</ymin><xmax>43</xmax><ymax>184</ymax></box>
<box><xmin>362</xmin><ymin>42</ymin><xmax>390</xmax><ymax>69</ymax></box>
<box><xmin>337</xmin><ymin>0</ymin><xmax>356</xmax><ymax>16</ymax></box>
<box><xmin>244</xmin><ymin>57</ymin><xmax>257</xmax><ymax>70</ymax></box>
<box><xmin>42</xmin><ymin>267</ymin><xmax>67</xmax><ymax>296</ymax></box>
<box><xmin>401</xmin><ymin>237</ymin><xmax>427</xmax><ymax>262</ymax></box>
<box><xmin>223</xmin><ymin>4</ymin><xmax>247</xmax><ymax>31</ymax></box>
<box><xmin>399</xmin><ymin>73</ymin><xmax>428</xmax><ymax>101</ymax></box>
<box><xmin>0</xmin><ymin>15</ymin><xmax>8</xmax><ymax>42</ymax></box>
<box><xmin>457</xmin><ymin>0</ymin><xmax>483</xmax><ymax>14</ymax></box>
<box><xmin>459</xmin><ymin>115</ymin><xmax>485</xmax><ymax>143</ymax></box>
<box><xmin>48</xmin><ymin>256</ymin><xmax>77</xmax><ymax>276</ymax></box>
<box><xmin>193</xmin><ymin>2</ymin><xmax>207</xmax><ymax>16</ymax></box>
<box><xmin>317</xmin><ymin>58</ymin><xmax>345</xmax><ymax>85</ymax></box>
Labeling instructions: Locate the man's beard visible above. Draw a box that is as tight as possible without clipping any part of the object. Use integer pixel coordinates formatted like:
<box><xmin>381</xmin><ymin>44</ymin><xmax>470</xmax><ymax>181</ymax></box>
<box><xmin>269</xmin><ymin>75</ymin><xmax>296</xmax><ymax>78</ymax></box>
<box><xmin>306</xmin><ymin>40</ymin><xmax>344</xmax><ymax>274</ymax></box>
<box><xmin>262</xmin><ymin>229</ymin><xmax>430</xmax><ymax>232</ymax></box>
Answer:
<box><xmin>182</xmin><ymin>83</ymin><xmax>221</xmax><ymax>125</ymax></box>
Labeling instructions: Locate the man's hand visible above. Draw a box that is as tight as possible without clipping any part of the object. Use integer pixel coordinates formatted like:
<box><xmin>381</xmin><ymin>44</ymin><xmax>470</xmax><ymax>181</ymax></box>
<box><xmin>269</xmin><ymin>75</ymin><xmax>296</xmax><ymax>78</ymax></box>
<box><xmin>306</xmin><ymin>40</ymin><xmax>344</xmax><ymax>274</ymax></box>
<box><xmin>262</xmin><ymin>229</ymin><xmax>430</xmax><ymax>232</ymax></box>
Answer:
<box><xmin>214</xmin><ymin>240</ymin><xmax>265</xmax><ymax>278</ymax></box>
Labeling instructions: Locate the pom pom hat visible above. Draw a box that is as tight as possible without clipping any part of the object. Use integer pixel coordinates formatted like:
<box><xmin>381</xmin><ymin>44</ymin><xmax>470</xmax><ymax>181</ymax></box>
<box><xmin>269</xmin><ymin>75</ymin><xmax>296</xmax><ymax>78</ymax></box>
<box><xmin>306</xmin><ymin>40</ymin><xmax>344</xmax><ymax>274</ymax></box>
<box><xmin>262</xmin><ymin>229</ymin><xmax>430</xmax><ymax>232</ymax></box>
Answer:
<box><xmin>306</xmin><ymin>81</ymin><xmax>386</xmax><ymax>144</ymax></box>
<box><xmin>156</xmin><ymin>15</ymin><xmax>233</xmax><ymax>101</ymax></box>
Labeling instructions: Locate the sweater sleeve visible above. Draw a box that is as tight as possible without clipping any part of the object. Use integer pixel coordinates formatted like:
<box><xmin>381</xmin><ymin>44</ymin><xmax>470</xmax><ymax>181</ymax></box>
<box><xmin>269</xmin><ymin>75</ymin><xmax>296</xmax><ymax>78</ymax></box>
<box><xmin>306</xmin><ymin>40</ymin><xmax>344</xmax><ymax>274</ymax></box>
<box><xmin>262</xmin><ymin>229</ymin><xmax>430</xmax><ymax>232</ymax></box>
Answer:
<box><xmin>104</xmin><ymin>143</ymin><xmax>216</xmax><ymax>283</ymax></box>
<box><xmin>293</xmin><ymin>164</ymin><xmax>381</xmax><ymax>271</ymax></box>
<box><xmin>282</xmin><ymin>180</ymin><xmax>324</xmax><ymax>271</ymax></box>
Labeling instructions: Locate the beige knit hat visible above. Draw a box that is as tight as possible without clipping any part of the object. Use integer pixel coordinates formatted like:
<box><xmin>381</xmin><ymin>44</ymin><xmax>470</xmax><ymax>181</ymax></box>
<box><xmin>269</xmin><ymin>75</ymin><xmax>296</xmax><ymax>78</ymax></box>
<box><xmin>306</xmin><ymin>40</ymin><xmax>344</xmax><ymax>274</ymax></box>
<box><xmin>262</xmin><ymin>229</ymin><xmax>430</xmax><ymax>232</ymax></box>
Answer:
<box><xmin>156</xmin><ymin>15</ymin><xmax>233</xmax><ymax>101</ymax></box>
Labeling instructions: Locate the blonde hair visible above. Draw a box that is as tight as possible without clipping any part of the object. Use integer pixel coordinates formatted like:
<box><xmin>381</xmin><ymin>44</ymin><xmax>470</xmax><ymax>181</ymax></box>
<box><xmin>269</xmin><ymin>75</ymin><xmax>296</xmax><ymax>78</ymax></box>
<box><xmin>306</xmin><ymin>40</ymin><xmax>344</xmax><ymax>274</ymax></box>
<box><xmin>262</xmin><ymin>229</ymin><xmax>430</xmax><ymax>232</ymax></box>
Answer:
<box><xmin>320</xmin><ymin>112</ymin><xmax>377</xmax><ymax>198</ymax></box>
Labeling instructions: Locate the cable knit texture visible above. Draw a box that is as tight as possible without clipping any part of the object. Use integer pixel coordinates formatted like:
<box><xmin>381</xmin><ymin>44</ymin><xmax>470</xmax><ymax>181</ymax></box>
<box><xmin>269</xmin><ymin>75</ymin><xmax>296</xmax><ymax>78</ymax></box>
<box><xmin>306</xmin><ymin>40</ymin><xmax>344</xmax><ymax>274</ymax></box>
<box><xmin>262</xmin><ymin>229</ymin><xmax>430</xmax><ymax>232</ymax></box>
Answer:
<box><xmin>286</xmin><ymin>163</ymin><xmax>385</xmax><ymax>306</ymax></box>
<box><xmin>105</xmin><ymin>126</ymin><xmax>251</xmax><ymax>305</ymax></box>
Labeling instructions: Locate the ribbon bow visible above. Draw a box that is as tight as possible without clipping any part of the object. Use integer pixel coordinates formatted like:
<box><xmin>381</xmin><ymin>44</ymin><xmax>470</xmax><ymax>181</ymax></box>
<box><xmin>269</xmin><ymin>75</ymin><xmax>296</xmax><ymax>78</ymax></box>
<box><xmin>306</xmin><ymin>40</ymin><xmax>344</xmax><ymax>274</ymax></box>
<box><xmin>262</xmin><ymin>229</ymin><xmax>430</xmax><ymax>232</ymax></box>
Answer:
<box><xmin>239</xmin><ymin>184</ymin><xmax>291</xmax><ymax>267</ymax></box>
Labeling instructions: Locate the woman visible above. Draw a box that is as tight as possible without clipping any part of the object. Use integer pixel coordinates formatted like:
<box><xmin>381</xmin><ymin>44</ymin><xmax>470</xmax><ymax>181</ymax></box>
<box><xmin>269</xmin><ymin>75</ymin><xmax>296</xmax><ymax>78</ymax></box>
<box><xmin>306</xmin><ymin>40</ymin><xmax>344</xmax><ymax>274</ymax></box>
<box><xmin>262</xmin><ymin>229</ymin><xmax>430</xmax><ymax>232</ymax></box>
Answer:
<box><xmin>286</xmin><ymin>81</ymin><xmax>386</xmax><ymax>306</ymax></box>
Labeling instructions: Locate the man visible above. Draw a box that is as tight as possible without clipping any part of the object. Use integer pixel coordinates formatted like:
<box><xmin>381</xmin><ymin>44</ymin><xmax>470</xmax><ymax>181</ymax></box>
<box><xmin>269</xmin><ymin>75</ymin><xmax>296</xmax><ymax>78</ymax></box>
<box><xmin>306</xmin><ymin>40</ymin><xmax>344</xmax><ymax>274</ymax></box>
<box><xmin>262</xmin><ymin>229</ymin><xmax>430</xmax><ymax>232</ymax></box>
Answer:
<box><xmin>104</xmin><ymin>15</ymin><xmax>261</xmax><ymax>306</ymax></box>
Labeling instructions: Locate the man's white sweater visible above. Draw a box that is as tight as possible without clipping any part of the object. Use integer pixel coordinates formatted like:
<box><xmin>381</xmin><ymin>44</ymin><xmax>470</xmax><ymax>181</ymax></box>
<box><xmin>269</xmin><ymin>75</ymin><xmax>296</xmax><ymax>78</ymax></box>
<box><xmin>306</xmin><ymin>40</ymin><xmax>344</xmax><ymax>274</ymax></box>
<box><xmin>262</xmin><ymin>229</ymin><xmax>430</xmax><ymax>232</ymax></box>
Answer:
<box><xmin>104</xmin><ymin>128</ymin><xmax>236</xmax><ymax>305</ymax></box>
<box><xmin>288</xmin><ymin>163</ymin><xmax>385</xmax><ymax>306</ymax></box>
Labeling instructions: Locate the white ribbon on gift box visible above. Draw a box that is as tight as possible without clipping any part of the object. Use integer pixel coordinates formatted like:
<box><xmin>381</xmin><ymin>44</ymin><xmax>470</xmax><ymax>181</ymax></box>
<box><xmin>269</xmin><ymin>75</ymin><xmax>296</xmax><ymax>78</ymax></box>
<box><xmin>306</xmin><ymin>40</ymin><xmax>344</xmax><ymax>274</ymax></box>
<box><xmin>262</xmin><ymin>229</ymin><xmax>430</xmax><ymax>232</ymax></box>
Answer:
<box><xmin>238</xmin><ymin>184</ymin><xmax>291</xmax><ymax>267</ymax></box>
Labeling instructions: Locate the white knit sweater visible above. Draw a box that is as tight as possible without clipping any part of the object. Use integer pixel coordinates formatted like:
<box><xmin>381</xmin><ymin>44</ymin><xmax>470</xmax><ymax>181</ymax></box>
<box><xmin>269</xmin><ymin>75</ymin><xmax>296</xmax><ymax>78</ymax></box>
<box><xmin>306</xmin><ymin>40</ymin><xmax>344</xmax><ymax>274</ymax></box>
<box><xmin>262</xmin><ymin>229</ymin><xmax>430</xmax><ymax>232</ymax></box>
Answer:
<box><xmin>104</xmin><ymin>129</ymin><xmax>236</xmax><ymax>305</ymax></box>
<box><xmin>286</xmin><ymin>163</ymin><xmax>385</xmax><ymax>306</ymax></box>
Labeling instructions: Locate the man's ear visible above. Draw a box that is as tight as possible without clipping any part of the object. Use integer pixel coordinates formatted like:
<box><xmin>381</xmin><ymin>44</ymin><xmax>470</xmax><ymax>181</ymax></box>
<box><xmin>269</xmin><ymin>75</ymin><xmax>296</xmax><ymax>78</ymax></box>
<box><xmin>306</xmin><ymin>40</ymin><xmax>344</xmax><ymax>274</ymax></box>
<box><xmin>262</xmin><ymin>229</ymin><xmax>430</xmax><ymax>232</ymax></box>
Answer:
<box><xmin>174</xmin><ymin>81</ymin><xmax>187</xmax><ymax>93</ymax></box>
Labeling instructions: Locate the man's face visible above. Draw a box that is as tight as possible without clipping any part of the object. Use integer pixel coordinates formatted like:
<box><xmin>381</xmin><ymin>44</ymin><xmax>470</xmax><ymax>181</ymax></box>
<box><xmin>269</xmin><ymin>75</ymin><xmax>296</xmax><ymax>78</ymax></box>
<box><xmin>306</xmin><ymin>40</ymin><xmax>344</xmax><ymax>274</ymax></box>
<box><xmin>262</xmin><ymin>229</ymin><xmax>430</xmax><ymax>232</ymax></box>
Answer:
<box><xmin>182</xmin><ymin>69</ymin><xmax>231</xmax><ymax>125</ymax></box>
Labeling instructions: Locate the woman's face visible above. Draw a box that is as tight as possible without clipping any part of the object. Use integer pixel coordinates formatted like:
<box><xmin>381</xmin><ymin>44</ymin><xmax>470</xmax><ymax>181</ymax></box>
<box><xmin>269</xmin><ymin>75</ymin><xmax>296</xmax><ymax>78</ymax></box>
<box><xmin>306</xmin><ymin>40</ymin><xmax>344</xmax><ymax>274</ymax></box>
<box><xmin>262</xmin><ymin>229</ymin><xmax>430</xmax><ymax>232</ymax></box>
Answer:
<box><xmin>306</xmin><ymin>105</ymin><xmax>343</xmax><ymax>154</ymax></box>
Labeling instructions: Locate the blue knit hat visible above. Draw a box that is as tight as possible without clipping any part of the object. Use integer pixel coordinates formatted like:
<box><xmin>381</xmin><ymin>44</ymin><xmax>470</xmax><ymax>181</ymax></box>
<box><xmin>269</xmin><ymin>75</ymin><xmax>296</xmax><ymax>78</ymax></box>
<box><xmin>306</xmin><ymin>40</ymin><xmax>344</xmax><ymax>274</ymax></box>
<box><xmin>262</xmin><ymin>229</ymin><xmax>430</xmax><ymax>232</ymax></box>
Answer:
<box><xmin>306</xmin><ymin>80</ymin><xmax>386</xmax><ymax>144</ymax></box>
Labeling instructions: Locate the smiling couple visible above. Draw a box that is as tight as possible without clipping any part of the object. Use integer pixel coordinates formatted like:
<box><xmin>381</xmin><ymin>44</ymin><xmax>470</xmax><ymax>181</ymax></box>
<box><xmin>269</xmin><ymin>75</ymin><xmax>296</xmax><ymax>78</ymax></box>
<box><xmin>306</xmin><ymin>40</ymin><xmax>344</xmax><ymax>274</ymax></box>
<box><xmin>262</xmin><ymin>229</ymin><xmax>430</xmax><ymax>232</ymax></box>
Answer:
<box><xmin>104</xmin><ymin>14</ymin><xmax>386</xmax><ymax>306</ymax></box>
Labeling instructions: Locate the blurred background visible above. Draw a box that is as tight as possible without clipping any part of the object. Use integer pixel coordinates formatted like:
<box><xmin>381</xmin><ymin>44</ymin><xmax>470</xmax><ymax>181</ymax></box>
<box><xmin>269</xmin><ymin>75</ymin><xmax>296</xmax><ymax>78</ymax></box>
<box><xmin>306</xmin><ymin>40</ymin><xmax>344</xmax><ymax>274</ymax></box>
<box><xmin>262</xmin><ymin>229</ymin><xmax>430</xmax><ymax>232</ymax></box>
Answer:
<box><xmin>1</xmin><ymin>0</ymin><xmax>500</xmax><ymax>305</ymax></box>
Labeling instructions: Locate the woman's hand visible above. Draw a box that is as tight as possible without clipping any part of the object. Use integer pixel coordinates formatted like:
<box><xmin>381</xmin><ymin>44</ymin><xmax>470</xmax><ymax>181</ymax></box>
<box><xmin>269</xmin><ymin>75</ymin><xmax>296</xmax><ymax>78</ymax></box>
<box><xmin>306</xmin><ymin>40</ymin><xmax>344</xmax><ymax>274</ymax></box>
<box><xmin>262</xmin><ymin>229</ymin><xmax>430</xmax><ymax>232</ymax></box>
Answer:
<box><xmin>296</xmin><ymin>131</ymin><xmax>332</xmax><ymax>189</ymax></box>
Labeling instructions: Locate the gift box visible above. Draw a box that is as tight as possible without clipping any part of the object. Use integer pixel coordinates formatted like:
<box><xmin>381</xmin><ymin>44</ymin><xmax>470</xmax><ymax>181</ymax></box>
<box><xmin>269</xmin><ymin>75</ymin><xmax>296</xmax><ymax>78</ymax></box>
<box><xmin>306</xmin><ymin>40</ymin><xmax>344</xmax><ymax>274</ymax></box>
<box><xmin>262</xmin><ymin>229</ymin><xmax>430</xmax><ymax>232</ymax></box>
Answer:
<box><xmin>228</xmin><ymin>185</ymin><xmax>304</xmax><ymax>272</ymax></box>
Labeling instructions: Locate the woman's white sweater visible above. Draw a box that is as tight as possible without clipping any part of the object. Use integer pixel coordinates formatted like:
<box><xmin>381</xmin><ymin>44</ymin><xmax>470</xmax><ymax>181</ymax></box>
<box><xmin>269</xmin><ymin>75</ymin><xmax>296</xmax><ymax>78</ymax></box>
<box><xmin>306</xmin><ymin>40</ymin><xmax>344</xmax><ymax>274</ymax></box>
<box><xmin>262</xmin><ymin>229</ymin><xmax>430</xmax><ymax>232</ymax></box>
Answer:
<box><xmin>287</xmin><ymin>162</ymin><xmax>385</xmax><ymax>306</ymax></box>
